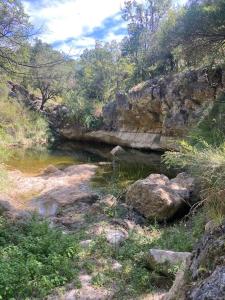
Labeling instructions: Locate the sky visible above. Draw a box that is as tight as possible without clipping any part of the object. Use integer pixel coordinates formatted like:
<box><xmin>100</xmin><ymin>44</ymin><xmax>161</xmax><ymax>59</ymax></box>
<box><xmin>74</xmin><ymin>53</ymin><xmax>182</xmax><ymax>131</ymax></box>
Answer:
<box><xmin>22</xmin><ymin>0</ymin><xmax>187</xmax><ymax>56</ymax></box>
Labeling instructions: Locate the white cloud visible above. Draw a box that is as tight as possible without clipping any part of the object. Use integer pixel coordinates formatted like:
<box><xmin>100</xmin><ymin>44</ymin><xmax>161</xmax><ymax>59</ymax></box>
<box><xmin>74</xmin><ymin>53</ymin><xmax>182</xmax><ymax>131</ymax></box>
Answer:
<box><xmin>23</xmin><ymin>0</ymin><xmax>184</xmax><ymax>53</ymax></box>
<box><xmin>23</xmin><ymin>0</ymin><xmax>128</xmax><ymax>52</ymax></box>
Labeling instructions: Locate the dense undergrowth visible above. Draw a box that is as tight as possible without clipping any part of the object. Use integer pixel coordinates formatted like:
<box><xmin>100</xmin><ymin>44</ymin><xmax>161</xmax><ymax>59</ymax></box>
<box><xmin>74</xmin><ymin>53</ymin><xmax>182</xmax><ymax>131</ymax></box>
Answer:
<box><xmin>80</xmin><ymin>211</ymin><xmax>205</xmax><ymax>299</ymax></box>
<box><xmin>0</xmin><ymin>83</ymin><xmax>49</xmax><ymax>189</ymax></box>
<box><xmin>164</xmin><ymin>93</ymin><xmax>225</xmax><ymax>223</ymax></box>
<box><xmin>0</xmin><ymin>216</ymin><xmax>81</xmax><ymax>299</ymax></box>
<box><xmin>0</xmin><ymin>210</ymin><xmax>205</xmax><ymax>299</ymax></box>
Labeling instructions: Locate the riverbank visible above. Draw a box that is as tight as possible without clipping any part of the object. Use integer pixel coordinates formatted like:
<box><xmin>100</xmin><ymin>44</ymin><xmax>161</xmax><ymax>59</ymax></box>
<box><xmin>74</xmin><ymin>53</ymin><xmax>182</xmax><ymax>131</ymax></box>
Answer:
<box><xmin>0</xmin><ymin>143</ymin><xmax>206</xmax><ymax>299</ymax></box>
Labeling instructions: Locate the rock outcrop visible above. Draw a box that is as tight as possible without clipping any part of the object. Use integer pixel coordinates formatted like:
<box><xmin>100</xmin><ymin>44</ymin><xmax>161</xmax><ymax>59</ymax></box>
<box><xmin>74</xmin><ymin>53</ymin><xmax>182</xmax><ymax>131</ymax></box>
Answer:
<box><xmin>165</xmin><ymin>222</ymin><xmax>225</xmax><ymax>300</ymax></box>
<box><xmin>126</xmin><ymin>173</ymin><xmax>196</xmax><ymax>221</ymax></box>
<box><xmin>61</xmin><ymin>66</ymin><xmax>225</xmax><ymax>150</ymax></box>
<box><xmin>1</xmin><ymin>164</ymin><xmax>98</xmax><ymax>217</ymax></box>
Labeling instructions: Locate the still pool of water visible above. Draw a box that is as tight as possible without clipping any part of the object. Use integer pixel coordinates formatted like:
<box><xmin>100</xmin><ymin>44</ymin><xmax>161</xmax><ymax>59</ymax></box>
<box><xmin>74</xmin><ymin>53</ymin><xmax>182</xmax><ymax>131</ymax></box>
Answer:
<box><xmin>6</xmin><ymin>142</ymin><xmax>172</xmax><ymax>193</ymax></box>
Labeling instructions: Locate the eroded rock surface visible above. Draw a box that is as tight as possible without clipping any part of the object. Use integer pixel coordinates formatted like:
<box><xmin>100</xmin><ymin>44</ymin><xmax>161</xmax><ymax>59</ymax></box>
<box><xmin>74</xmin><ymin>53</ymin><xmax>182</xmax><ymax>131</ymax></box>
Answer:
<box><xmin>165</xmin><ymin>222</ymin><xmax>225</xmax><ymax>300</ymax></box>
<box><xmin>1</xmin><ymin>164</ymin><xmax>98</xmax><ymax>216</ymax></box>
<box><xmin>60</xmin><ymin>67</ymin><xmax>225</xmax><ymax>150</ymax></box>
<box><xmin>126</xmin><ymin>173</ymin><xmax>196</xmax><ymax>221</ymax></box>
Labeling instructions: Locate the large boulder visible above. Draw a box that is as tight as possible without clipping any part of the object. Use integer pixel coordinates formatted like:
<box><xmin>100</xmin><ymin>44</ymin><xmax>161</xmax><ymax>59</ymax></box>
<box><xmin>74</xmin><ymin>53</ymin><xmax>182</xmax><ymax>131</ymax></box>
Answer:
<box><xmin>126</xmin><ymin>173</ymin><xmax>196</xmax><ymax>221</ymax></box>
<box><xmin>165</xmin><ymin>222</ymin><xmax>225</xmax><ymax>300</ymax></box>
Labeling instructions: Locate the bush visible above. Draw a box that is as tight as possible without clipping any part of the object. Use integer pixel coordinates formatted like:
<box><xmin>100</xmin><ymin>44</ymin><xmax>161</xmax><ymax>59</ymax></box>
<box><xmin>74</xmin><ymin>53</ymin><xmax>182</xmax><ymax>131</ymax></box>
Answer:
<box><xmin>65</xmin><ymin>91</ymin><xmax>103</xmax><ymax>130</ymax></box>
<box><xmin>0</xmin><ymin>94</ymin><xmax>50</xmax><ymax>190</ymax></box>
<box><xmin>0</xmin><ymin>97</ymin><xmax>49</xmax><ymax>151</ymax></box>
<box><xmin>0</xmin><ymin>216</ymin><xmax>81</xmax><ymax>299</ymax></box>
<box><xmin>163</xmin><ymin>95</ymin><xmax>225</xmax><ymax>222</ymax></box>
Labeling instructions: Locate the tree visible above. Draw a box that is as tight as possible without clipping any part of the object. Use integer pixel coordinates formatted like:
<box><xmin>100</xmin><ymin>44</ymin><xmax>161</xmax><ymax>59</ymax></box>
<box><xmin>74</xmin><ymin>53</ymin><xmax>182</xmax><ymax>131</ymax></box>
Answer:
<box><xmin>75</xmin><ymin>41</ymin><xmax>134</xmax><ymax>103</ymax></box>
<box><xmin>161</xmin><ymin>0</ymin><xmax>225</xmax><ymax>67</ymax></box>
<box><xmin>121</xmin><ymin>0</ymin><xmax>172</xmax><ymax>81</ymax></box>
<box><xmin>0</xmin><ymin>0</ymin><xmax>32</xmax><ymax>73</ymax></box>
<box><xmin>29</xmin><ymin>40</ymin><xmax>74</xmax><ymax>110</ymax></box>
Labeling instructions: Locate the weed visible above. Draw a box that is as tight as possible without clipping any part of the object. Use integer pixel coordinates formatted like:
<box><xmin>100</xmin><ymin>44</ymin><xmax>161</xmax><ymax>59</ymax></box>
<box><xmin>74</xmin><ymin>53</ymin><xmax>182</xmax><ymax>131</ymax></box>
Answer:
<box><xmin>0</xmin><ymin>216</ymin><xmax>81</xmax><ymax>299</ymax></box>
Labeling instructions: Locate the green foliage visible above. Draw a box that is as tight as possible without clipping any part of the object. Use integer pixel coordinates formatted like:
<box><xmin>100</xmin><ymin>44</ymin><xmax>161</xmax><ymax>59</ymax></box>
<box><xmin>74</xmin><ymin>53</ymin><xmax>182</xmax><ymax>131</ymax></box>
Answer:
<box><xmin>158</xmin><ymin>0</ymin><xmax>225</xmax><ymax>68</ymax></box>
<box><xmin>189</xmin><ymin>94</ymin><xmax>225</xmax><ymax>148</ymax></box>
<box><xmin>0</xmin><ymin>96</ymin><xmax>49</xmax><ymax>152</ymax></box>
<box><xmin>84</xmin><ymin>212</ymin><xmax>204</xmax><ymax>298</ymax></box>
<box><xmin>27</xmin><ymin>39</ymin><xmax>74</xmax><ymax>109</ymax></box>
<box><xmin>121</xmin><ymin>0</ymin><xmax>173</xmax><ymax>81</ymax></box>
<box><xmin>75</xmin><ymin>41</ymin><xmax>134</xmax><ymax>102</ymax></box>
<box><xmin>0</xmin><ymin>87</ymin><xmax>49</xmax><ymax>190</ymax></box>
<box><xmin>163</xmin><ymin>95</ymin><xmax>225</xmax><ymax>222</ymax></box>
<box><xmin>65</xmin><ymin>91</ymin><xmax>103</xmax><ymax>130</ymax></box>
<box><xmin>0</xmin><ymin>216</ymin><xmax>81</xmax><ymax>299</ymax></box>
<box><xmin>0</xmin><ymin>0</ymin><xmax>31</xmax><ymax>74</ymax></box>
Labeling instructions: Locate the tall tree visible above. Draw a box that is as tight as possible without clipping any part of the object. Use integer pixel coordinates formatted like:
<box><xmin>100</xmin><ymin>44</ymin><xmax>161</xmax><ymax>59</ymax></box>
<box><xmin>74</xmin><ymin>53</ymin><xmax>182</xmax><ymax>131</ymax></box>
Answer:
<box><xmin>0</xmin><ymin>0</ymin><xmax>32</xmax><ymax>73</ymax></box>
<box><xmin>121</xmin><ymin>0</ymin><xmax>172</xmax><ymax>81</ymax></box>
<box><xmin>161</xmin><ymin>0</ymin><xmax>225</xmax><ymax>66</ymax></box>
<box><xmin>29</xmin><ymin>40</ymin><xmax>74</xmax><ymax>110</ymax></box>
<box><xmin>75</xmin><ymin>41</ymin><xmax>133</xmax><ymax>103</ymax></box>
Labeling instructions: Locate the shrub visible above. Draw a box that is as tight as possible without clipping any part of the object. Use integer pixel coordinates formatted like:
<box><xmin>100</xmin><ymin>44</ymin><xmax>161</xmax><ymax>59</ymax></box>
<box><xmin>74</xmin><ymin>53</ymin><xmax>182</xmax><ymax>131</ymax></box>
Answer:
<box><xmin>0</xmin><ymin>216</ymin><xmax>81</xmax><ymax>299</ymax></box>
<box><xmin>0</xmin><ymin>94</ymin><xmax>50</xmax><ymax>190</ymax></box>
<box><xmin>0</xmin><ymin>98</ymin><xmax>49</xmax><ymax>150</ymax></box>
<box><xmin>163</xmin><ymin>94</ymin><xmax>225</xmax><ymax>222</ymax></box>
<box><xmin>65</xmin><ymin>91</ymin><xmax>103</xmax><ymax>130</ymax></box>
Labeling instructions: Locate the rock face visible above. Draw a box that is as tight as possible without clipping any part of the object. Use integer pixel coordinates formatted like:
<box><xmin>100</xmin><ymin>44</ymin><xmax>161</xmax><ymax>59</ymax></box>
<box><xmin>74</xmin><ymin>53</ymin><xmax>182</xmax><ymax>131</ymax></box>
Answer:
<box><xmin>126</xmin><ymin>173</ymin><xmax>196</xmax><ymax>221</ymax></box>
<box><xmin>147</xmin><ymin>249</ymin><xmax>191</xmax><ymax>275</ymax></box>
<box><xmin>165</xmin><ymin>222</ymin><xmax>225</xmax><ymax>300</ymax></box>
<box><xmin>61</xmin><ymin>66</ymin><xmax>225</xmax><ymax>150</ymax></box>
<box><xmin>103</xmin><ymin>67</ymin><xmax>224</xmax><ymax>135</ymax></box>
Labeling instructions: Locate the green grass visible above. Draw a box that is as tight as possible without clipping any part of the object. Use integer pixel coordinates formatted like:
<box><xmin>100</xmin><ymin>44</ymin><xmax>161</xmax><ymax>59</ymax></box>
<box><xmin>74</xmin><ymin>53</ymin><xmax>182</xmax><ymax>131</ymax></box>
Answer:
<box><xmin>80</xmin><ymin>212</ymin><xmax>205</xmax><ymax>299</ymax></box>
<box><xmin>0</xmin><ymin>90</ymin><xmax>50</xmax><ymax>190</ymax></box>
<box><xmin>0</xmin><ymin>208</ymin><xmax>205</xmax><ymax>299</ymax></box>
<box><xmin>0</xmin><ymin>98</ymin><xmax>49</xmax><ymax>150</ymax></box>
<box><xmin>0</xmin><ymin>216</ymin><xmax>81</xmax><ymax>299</ymax></box>
<box><xmin>163</xmin><ymin>93</ymin><xmax>225</xmax><ymax>223</ymax></box>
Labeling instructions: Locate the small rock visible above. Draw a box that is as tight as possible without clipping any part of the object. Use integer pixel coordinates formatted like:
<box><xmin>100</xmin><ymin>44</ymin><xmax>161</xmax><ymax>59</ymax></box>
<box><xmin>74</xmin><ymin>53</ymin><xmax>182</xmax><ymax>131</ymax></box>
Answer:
<box><xmin>105</xmin><ymin>229</ymin><xmax>127</xmax><ymax>246</ymax></box>
<box><xmin>205</xmin><ymin>220</ymin><xmax>217</xmax><ymax>233</ymax></box>
<box><xmin>91</xmin><ymin>195</ymin><xmax>117</xmax><ymax>214</ymax></box>
<box><xmin>147</xmin><ymin>249</ymin><xmax>191</xmax><ymax>275</ymax></box>
<box><xmin>43</xmin><ymin>165</ymin><xmax>59</xmax><ymax>175</ymax></box>
<box><xmin>111</xmin><ymin>260</ymin><xmax>122</xmax><ymax>271</ymax></box>
<box><xmin>110</xmin><ymin>145</ymin><xmax>126</xmax><ymax>156</ymax></box>
<box><xmin>0</xmin><ymin>199</ymin><xmax>13</xmax><ymax>212</ymax></box>
<box><xmin>80</xmin><ymin>240</ymin><xmax>92</xmax><ymax>248</ymax></box>
<box><xmin>98</xmin><ymin>162</ymin><xmax>112</xmax><ymax>166</ymax></box>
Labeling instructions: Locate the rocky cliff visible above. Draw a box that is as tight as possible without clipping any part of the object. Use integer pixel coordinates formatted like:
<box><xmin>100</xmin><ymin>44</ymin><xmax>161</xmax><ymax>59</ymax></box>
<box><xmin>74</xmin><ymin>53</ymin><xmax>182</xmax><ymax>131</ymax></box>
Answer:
<box><xmin>61</xmin><ymin>66</ymin><xmax>225</xmax><ymax>150</ymax></box>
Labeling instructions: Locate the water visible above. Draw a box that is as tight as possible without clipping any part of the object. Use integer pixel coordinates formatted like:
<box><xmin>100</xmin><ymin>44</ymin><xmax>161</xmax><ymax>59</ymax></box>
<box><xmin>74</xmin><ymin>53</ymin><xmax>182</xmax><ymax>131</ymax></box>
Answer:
<box><xmin>6</xmin><ymin>142</ymin><xmax>171</xmax><ymax>193</ymax></box>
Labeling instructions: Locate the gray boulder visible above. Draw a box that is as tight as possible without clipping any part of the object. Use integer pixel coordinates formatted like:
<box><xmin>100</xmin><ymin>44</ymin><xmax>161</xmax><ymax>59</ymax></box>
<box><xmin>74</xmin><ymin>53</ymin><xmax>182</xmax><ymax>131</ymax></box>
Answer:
<box><xmin>126</xmin><ymin>173</ymin><xmax>196</xmax><ymax>221</ymax></box>
<box><xmin>147</xmin><ymin>249</ymin><xmax>191</xmax><ymax>275</ymax></box>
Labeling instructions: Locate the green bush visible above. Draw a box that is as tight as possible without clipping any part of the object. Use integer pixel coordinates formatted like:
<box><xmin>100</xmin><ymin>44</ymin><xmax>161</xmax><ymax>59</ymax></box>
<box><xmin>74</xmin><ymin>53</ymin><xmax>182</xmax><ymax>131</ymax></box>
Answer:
<box><xmin>0</xmin><ymin>93</ymin><xmax>50</xmax><ymax>190</ymax></box>
<box><xmin>65</xmin><ymin>91</ymin><xmax>103</xmax><ymax>130</ymax></box>
<box><xmin>163</xmin><ymin>95</ymin><xmax>225</xmax><ymax>222</ymax></box>
<box><xmin>0</xmin><ymin>216</ymin><xmax>81</xmax><ymax>299</ymax></box>
<box><xmin>0</xmin><ymin>97</ymin><xmax>49</xmax><ymax>151</ymax></box>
